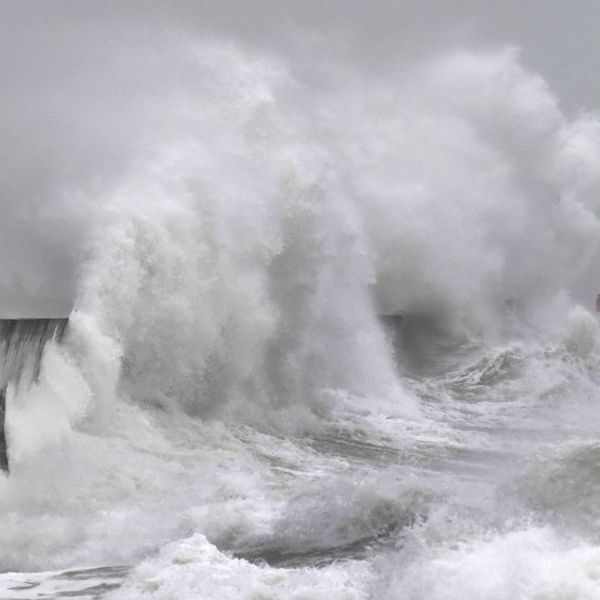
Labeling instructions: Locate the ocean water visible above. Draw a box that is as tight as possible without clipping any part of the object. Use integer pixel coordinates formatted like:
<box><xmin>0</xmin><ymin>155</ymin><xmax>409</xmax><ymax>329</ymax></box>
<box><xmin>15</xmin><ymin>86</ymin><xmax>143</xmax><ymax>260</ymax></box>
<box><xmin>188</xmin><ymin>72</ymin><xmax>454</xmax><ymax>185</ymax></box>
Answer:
<box><xmin>2</xmin><ymin>39</ymin><xmax>600</xmax><ymax>599</ymax></box>
<box><xmin>3</xmin><ymin>311</ymin><xmax>600</xmax><ymax>599</ymax></box>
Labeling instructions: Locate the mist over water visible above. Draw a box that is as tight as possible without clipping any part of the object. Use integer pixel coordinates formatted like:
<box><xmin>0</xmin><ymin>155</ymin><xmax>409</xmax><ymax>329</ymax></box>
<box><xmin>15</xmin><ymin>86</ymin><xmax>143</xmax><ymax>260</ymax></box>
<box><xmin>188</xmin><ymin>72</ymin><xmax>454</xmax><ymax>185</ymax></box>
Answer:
<box><xmin>3</xmin><ymin>8</ymin><xmax>600</xmax><ymax>599</ymax></box>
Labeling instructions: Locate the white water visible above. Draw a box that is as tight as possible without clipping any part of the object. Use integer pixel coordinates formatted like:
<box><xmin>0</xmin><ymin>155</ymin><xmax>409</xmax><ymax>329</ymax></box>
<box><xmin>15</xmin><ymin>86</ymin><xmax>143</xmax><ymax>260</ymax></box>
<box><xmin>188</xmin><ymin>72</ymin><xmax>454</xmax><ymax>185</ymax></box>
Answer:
<box><xmin>2</xmin><ymin>39</ymin><xmax>600</xmax><ymax>599</ymax></box>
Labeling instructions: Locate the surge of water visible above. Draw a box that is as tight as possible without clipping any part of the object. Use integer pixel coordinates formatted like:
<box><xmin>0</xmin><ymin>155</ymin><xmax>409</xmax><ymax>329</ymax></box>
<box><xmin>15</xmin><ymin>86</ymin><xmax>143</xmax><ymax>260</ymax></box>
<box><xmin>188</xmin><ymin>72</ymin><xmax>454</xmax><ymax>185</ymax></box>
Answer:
<box><xmin>2</xmin><ymin>38</ymin><xmax>600</xmax><ymax>599</ymax></box>
<box><xmin>0</xmin><ymin>319</ymin><xmax>68</xmax><ymax>388</ymax></box>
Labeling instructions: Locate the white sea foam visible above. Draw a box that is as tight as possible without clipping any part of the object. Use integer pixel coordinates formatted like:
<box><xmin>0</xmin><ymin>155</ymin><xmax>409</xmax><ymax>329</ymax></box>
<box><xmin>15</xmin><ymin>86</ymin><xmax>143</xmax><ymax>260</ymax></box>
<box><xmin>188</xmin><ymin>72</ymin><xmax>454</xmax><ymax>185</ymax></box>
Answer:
<box><xmin>2</xmin><ymin>35</ymin><xmax>600</xmax><ymax>599</ymax></box>
<box><xmin>385</xmin><ymin>526</ymin><xmax>600</xmax><ymax>600</ymax></box>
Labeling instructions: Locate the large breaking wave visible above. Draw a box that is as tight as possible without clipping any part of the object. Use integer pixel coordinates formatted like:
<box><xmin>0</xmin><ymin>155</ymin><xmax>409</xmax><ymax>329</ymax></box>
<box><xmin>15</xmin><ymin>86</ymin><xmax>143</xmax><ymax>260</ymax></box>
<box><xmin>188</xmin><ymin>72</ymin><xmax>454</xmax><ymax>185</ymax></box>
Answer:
<box><xmin>2</xmin><ymin>38</ymin><xmax>600</xmax><ymax>599</ymax></box>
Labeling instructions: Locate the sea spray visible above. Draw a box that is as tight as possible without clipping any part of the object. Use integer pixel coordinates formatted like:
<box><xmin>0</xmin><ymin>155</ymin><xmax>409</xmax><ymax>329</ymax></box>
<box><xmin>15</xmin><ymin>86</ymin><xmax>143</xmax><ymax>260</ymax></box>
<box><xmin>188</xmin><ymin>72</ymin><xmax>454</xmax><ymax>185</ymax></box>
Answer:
<box><xmin>1</xmin><ymin>37</ymin><xmax>600</xmax><ymax>600</ymax></box>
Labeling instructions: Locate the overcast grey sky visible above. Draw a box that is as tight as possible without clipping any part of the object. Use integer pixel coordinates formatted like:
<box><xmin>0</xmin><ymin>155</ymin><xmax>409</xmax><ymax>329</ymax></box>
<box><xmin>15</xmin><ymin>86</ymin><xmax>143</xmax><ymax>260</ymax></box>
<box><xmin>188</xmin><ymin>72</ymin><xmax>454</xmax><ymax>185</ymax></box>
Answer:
<box><xmin>6</xmin><ymin>0</ymin><xmax>591</xmax><ymax>109</ymax></box>
<box><xmin>1</xmin><ymin>1</ymin><xmax>600</xmax><ymax>316</ymax></box>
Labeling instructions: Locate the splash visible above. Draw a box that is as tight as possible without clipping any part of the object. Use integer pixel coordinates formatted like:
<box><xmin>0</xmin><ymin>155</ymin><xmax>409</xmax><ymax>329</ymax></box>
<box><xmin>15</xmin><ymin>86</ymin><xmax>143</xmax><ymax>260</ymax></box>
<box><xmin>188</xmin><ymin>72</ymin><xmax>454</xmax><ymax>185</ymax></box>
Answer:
<box><xmin>2</xmin><ymin>37</ymin><xmax>600</xmax><ymax>600</ymax></box>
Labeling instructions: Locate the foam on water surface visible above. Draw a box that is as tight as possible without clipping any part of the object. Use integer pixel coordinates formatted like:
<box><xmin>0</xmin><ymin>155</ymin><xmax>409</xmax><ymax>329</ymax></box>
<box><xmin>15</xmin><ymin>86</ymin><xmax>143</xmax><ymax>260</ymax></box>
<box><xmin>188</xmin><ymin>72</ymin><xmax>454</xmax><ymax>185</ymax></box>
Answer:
<box><xmin>2</xmin><ymin>34</ymin><xmax>600</xmax><ymax>600</ymax></box>
<box><xmin>0</xmin><ymin>566</ymin><xmax>129</xmax><ymax>600</ymax></box>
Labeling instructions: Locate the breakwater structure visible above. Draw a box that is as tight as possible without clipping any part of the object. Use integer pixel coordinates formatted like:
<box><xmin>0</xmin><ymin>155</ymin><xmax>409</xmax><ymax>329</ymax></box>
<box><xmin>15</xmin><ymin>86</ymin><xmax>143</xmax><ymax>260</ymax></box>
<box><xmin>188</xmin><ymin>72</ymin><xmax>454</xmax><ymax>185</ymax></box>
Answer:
<box><xmin>0</xmin><ymin>318</ymin><xmax>69</xmax><ymax>473</ymax></box>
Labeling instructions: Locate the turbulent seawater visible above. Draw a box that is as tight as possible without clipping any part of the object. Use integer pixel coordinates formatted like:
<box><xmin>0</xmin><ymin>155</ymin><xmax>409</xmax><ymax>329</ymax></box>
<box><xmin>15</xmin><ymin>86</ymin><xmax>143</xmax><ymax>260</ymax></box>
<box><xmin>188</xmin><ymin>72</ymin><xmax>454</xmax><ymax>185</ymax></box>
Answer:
<box><xmin>2</xmin><ymin>38</ymin><xmax>600</xmax><ymax>599</ymax></box>
<box><xmin>3</xmin><ymin>312</ymin><xmax>600</xmax><ymax>599</ymax></box>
